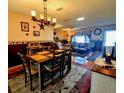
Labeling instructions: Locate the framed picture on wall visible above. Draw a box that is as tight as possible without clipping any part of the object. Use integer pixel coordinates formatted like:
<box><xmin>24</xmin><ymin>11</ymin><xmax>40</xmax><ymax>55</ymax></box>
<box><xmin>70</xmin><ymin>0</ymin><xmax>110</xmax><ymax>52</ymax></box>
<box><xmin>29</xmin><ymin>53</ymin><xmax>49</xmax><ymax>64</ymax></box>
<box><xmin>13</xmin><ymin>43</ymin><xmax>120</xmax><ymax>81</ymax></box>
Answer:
<box><xmin>21</xmin><ymin>22</ymin><xmax>29</xmax><ymax>31</ymax></box>
<box><xmin>33</xmin><ymin>31</ymin><xmax>40</xmax><ymax>36</ymax></box>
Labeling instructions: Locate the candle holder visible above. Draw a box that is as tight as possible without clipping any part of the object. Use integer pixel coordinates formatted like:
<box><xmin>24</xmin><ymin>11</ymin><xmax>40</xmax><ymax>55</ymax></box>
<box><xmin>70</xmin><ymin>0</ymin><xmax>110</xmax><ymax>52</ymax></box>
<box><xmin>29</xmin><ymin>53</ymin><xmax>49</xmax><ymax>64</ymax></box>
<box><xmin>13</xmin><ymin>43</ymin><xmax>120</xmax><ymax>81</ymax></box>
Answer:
<box><xmin>50</xmin><ymin>49</ymin><xmax>55</xmax><ymax>53</ymax></box>
<box><xmin>105</xmin><ymin>54</ymin><xmax>112</xmax><ymax>64</ymax></box>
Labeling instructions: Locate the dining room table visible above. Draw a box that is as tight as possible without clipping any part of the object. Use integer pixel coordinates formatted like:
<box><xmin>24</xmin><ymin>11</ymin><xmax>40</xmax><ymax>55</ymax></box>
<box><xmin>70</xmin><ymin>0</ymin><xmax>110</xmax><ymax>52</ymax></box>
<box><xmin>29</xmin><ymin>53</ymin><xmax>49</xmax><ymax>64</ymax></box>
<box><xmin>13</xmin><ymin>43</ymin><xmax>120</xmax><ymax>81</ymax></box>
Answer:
<box><xmin>27</xmin><ymin>49</ymin><xmax>65</xmax><ymax>91</ymax></box>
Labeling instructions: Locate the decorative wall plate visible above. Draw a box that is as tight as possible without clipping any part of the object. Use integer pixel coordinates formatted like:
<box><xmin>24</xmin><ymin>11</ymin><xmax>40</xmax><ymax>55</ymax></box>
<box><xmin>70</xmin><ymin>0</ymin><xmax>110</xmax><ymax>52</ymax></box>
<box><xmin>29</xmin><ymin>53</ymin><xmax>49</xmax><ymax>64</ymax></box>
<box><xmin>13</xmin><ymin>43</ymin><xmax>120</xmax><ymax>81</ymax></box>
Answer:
<box><xmin>94</xmin><ymin>28</ymin><xmax>102</xmax><ymax>35</ymax></box>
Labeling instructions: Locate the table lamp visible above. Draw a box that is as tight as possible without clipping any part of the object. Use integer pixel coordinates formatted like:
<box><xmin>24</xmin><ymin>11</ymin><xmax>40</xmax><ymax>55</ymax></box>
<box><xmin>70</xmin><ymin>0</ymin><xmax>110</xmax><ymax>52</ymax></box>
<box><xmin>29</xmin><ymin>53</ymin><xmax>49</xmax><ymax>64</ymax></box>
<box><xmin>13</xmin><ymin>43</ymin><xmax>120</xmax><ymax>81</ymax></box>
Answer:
<box><xmin>105</xmin><ymin>53</ymin><xmax>112</xmax><ymax>64</ymax></box>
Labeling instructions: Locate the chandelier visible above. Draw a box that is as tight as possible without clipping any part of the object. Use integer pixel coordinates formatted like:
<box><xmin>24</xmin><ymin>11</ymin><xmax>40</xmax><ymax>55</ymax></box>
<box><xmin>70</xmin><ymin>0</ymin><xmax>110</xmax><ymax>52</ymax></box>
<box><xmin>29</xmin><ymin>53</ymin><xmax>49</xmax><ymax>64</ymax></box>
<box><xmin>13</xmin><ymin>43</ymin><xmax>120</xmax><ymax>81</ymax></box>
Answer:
<box><xmin>31</xmin><ymin>0</ymin><xmax>56</xmax><ymax>30</ymax></box>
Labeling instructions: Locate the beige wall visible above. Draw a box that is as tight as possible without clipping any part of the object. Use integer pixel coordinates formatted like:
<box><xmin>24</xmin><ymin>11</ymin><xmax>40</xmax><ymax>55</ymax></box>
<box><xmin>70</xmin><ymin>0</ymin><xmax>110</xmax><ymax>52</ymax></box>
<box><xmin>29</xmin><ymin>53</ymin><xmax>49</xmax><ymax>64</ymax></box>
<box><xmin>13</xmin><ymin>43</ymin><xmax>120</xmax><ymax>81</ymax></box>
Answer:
<box><xmin>54</xmin><ymin>30</ymin><xmax>77</xmax><ymax>42</ymax></box>
<box><xmin>54</xmin><ymin>30</ymin><xmax>68</xmax><ymax>40</ymax></box>
<box><xmin>8</xmin><ymin>11</ymin><xmax>54</xmax><ymax>41</ymax></box>
<box><xmin>66</xmin><ymin>30</ymin><xmax>77</xmax><ymax>42</ymax></box>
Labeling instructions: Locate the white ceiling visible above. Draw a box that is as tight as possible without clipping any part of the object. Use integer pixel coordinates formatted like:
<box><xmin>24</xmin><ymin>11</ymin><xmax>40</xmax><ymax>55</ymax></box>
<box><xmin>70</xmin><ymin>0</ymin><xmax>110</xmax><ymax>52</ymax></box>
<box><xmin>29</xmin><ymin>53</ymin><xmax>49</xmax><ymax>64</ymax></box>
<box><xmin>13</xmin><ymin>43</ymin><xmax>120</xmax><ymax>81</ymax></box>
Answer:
<box><xmin>8</xmin><ymin>0</ymin><xmax>116</xmax><ymax>29</ymax></box>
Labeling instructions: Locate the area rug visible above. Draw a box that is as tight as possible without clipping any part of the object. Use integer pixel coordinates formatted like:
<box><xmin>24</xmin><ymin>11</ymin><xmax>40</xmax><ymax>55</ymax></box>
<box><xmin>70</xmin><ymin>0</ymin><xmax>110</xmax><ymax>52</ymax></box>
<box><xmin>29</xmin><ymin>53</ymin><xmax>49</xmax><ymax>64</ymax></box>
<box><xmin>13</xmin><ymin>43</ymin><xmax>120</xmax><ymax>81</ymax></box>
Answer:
<box><xmin>9</xmin><ymin>64</ymin><xmax>88</xmax><ymax>93</ymax></box>
<box><xmin>70</xmin><ymin>71</ymin><xmax>92</xmax><ymax>93</ymax></box>
<box><xmin>70</xmin><ymin>62</ymin><xmax>94</xmax><ymax>93</ymax></box>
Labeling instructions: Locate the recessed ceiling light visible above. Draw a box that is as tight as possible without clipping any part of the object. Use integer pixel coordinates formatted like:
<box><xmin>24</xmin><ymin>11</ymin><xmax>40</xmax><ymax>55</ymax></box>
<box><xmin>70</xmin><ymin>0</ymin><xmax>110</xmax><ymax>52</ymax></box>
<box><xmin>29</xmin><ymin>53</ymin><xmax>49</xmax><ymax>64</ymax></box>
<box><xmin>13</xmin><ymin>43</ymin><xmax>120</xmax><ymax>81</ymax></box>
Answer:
<box><xmin>73</xmin><ymin>28</ymin><xmax>80</xmax><ymax>30</ymax></box>
<box><xmin>76</xmin><ymin>17</ymin><xmax>85</xmax><ymax>21</ymax></box>
<box><xmin>61</xmin><ymin>27</ymin><xmax>80</xmax><ymax>31</ymax></box>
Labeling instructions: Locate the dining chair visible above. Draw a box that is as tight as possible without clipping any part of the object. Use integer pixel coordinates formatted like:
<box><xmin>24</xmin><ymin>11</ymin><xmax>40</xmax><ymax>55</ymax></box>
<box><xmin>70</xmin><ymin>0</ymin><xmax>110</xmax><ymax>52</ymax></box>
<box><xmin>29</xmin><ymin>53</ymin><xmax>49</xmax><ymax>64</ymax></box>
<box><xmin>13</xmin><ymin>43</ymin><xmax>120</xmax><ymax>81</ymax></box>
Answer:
<box><xmin>62</xmin><ymin>49</ymin><xmax>72</xmax><ymax>77</ymax></box>
<box><xmin>43</xmin><ymin>51</ymin><xmax>64</xmax><ymax>85</ymax></box>
<box><xmin>42</xmin><ymin>45</ymin><xmax>51</xmax><ymax>51</ymax></box>
<box><xmin>17</xmin><ymin>52</ymin><xmax>38</xmax><ymax>91</ymax></box>
<box><xmin>8</xmin><ymin>85</ymin><xmax>12</xmax><ymax>93</ymax></box>
<box><xmin>52</xmin><ymin>51</ymin><xmax>64</xmax><ymax>84</ymax></box>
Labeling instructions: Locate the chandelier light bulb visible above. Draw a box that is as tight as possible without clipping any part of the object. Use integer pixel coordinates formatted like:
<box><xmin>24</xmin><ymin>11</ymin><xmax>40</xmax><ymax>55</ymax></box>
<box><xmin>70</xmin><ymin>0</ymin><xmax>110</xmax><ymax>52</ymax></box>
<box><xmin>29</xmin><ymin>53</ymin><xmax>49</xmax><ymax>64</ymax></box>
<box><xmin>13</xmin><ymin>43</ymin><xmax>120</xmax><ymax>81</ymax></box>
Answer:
<box><xmin>40</xmin><ymin>14</ymin><xmax>44</xmax><ymax>19</ymax></box>
<box><xmin>47</xmin><ymin>17</ymin><xmax>51</xmax><ymax>21</ymax></box>
<box><xmin>53</xmin><ymin>18</ymin><xmax>56</xmax><ymax>23</ymax></box>
<box><xmin>31</xmin><ymin>10</ymin><xmax>36</xmax><ymax>17</ymax></box>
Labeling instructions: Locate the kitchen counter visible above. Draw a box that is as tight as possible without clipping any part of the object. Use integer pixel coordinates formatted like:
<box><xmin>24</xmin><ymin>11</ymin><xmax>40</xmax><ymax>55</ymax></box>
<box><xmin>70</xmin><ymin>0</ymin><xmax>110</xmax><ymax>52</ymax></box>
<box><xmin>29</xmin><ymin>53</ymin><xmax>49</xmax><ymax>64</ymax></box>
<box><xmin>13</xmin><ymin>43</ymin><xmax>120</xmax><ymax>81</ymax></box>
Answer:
<box><xmin>91</xmin><ymin>58</ymin><xmax>116</xmax><ymax>78</ymax></box>
<box><xmin>90</xmin><ymin>59</ymin><xmax>116</xmax><ymax>93</ymax></box>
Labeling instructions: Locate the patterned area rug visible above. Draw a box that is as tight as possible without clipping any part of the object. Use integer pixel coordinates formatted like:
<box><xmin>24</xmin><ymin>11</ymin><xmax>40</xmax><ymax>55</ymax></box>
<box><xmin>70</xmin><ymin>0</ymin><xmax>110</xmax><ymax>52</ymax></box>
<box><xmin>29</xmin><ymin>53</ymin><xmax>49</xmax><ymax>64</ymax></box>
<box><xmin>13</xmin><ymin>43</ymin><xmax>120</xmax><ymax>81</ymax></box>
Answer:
<box><xmin>9</xmin><ymin>64</ymin><xmax>88</xmax><ymax>93</ymax></box>
<box><xmin>70</xmin><ymin>61</ymin><xmax>95</xmax><ymax>93</ymax></box>
<box><xmin>70</xmin><ymin>71</ymin><xmax>92</xmax><ymax>93</ymax></box>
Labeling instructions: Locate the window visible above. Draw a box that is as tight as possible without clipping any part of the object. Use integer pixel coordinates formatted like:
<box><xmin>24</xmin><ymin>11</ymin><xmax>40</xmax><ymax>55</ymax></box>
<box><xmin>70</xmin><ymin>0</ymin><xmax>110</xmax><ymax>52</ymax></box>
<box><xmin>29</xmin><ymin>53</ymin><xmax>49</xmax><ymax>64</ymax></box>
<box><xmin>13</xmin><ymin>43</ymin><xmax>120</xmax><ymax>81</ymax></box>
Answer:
<box><xmin>75</xmin><ymin>35</ymin><xmax>85</xmax><ymax>43</ymax></box>
<box><xmin>72</xmin><ymin>35</ymin><xmax>89</xmax><ymax>43</ymax></box>
<box><xmin>105</xmin><ymin>30</ymin><xmax>116</xmax><ymax>46</ymax></box>
<box><xmin>85</xmin><ymin>35</ymin><xmax>90</xmax><ymax>43</ymax></box>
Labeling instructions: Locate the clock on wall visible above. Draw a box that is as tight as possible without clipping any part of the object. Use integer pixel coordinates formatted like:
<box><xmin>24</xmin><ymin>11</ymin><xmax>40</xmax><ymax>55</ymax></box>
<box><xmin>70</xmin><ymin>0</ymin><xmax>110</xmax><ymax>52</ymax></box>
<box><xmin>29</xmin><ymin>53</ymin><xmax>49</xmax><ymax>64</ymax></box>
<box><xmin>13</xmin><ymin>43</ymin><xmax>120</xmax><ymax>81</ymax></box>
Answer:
<box><xmin>93</xmin><ymin>28</ymin><xmax>102</xmax><ymax>35</ymax></box>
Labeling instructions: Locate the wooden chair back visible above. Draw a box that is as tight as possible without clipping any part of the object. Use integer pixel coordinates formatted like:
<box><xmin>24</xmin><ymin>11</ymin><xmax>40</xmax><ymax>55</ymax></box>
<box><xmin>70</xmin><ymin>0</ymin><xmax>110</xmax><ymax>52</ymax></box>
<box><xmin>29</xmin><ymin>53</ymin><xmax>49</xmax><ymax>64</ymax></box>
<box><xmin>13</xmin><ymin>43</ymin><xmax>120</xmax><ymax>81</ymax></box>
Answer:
<box><xmin>17</xmin><ymin>52</ymin><xmax>32</xmax><ymax>78</ymax></box>
<box><xmin>17</xmin><ymin>52</ymin><xmax>38</xmax><ymax>90</ymax></box>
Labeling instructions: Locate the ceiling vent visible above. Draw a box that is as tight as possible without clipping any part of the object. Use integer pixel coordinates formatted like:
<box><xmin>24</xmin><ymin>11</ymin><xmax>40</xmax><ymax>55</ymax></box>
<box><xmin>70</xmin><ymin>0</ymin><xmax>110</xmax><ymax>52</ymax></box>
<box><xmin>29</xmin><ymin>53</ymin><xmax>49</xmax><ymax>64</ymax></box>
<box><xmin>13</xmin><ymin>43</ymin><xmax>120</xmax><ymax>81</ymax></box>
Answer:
<box><xmin>56</xmin><ymin>7</ymin><xmax>63</xmax><ymax>11</ymax></box>
<box><xmin>63</xmin><ymin>19</ymin><xmax>70</xmax><ymax>22</ymax></box>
